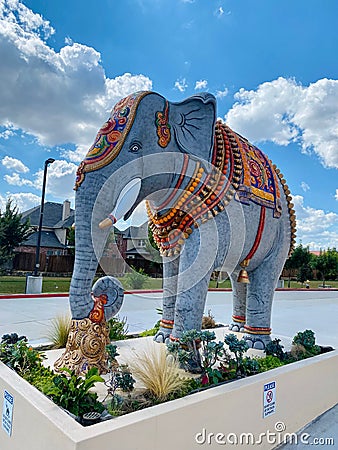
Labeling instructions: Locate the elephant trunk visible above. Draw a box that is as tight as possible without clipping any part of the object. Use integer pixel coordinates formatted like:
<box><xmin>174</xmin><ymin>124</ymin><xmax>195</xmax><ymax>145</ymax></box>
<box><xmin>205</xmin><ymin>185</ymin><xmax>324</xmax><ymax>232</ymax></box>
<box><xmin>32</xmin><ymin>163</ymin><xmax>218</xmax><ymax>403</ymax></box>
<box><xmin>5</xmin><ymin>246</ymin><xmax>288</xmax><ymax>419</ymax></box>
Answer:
<box><xmin>56</xmin><ymin>174</ymin><xmax>126</xmax><ymax>375</ymax></box>
<box><xmin>69</xmin><ymin>175</ymin><xmax>111</xmax><ymax>320</ymax></box>
<box><xmin>69</xmin><ymin>172</ymin><xmax>139</xmax><ymax>320</ymax></box>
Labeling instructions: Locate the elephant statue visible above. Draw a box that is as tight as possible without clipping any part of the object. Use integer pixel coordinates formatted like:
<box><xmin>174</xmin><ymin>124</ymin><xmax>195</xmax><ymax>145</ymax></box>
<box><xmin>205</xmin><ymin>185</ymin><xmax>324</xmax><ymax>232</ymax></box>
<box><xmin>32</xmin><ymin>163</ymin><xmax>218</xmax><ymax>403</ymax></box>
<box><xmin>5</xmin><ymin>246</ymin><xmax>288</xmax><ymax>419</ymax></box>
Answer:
<box><xmin>57</xmin><ymin>90</ymin><xmax>296</xmax><ymax>373</ymax></box>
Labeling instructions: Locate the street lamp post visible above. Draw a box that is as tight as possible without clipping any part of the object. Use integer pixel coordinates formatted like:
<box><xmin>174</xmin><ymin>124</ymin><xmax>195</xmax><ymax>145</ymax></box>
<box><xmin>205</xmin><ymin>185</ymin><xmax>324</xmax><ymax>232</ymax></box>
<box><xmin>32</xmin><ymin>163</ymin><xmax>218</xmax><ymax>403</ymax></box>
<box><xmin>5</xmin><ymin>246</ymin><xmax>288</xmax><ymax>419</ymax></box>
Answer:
<box><xmin>33</xmin><ymin>158</ymin><xmax>55</xmax><ymax>277</ymax></box>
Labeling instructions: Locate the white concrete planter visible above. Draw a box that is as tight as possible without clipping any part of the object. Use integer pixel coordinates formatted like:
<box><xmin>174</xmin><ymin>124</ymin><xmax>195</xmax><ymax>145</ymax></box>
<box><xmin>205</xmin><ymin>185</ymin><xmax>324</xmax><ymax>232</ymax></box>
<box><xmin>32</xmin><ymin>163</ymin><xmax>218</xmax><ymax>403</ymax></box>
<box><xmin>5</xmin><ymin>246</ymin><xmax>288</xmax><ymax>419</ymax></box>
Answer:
<box><xmin>1</xmin><ymin>349</ymin><xmax>338</xmax><ymax>450</ymax></box>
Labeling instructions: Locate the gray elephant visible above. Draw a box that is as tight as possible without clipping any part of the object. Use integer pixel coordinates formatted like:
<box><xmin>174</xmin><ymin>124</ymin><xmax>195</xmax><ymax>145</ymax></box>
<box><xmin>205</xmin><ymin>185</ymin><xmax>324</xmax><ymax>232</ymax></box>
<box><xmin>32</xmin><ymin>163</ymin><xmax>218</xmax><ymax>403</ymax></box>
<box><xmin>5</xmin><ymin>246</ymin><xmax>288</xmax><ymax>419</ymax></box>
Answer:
<box><xmin>57</xmin><ymin>91</ymin><xmax>296</xmax><ymax>373</ymax></box>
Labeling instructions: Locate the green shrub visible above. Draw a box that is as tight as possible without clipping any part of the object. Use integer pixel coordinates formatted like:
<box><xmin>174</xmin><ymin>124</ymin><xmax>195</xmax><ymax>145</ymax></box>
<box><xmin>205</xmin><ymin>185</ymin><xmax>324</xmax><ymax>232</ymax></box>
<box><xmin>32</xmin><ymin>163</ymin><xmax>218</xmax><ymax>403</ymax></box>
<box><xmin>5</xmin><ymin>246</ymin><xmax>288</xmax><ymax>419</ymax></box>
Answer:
<box><xmin>264</xmin><ymin>338</ymin><xmax>286</xmax><ymax>361</ymax></box>
<box><xmin>292</xmin><ymin>330</ymin><xmax>320</xmax><ymax>355</ymax></box>
<box><xmin>0</xmin><ymin>339</ymin><xmax>45</xmax><ymax>375</ymax></box>
<box><xmin>108</xmin><ymin>316</ymin><xmax>129</xmax><ymax>341</ymax></box>
<box><xmin>114</xmin><ymin>364</ymin><xmax>136</xmax><ymax>392</ymax></box>
<box><xmin>256</xmin><ymin>355</ymin><xmax>284</xmax><ymax>372</ymax></box>
<box><xmin>22</xmin><ymin>364</ymin><xmax>56</xmax><ymax>394</ymax></box>
<box><xmin>224</xmin><ymin>334</ymin><xmax>249</xmax><ymax>376</ymax></box>
<box><xmin>167</xmin><ymin>330</ymin><xmax>227</xmax><ymax>376</ymax></box>
<box><xmin>45</xmin><ymin>367</ymin><xmax>104</xmax><ymax>417</ymax></box>
<box><xmin>243</xmin><ymin>357</ymin><xmax>260</xmax><ymax>375</ymax></box>
<box><xmin>124</xmin><ymin>267</ymin><xmax>148</xmax><ymax>289</ymax></box>
<box><xmin>106</xmin><ymin>343</ymin><xmax>119</xmax><ymax>361</ymax></box>
<box><xmin>1</xmin><ymin>333</ymin><xmax>27</xmax><ymax>344</ymax></box>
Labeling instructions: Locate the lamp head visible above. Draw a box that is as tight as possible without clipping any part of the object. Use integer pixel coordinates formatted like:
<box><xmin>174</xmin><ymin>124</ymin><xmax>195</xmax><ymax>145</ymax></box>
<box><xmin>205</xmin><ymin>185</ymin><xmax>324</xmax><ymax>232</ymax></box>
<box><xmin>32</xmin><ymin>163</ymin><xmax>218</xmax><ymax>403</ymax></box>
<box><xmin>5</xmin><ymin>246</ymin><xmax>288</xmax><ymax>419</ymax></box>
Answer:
<box><xmin>45</xmin><ymin>158</ymin><xmax>55</xmax><ymax>165</ymax></box>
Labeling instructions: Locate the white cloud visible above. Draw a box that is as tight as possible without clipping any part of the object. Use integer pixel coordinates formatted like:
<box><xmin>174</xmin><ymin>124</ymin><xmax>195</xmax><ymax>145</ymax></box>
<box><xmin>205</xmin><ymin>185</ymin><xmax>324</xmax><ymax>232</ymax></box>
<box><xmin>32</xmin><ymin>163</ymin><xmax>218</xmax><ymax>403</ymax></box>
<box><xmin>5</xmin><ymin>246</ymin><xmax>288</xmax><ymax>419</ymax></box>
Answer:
<box><xmin>1</xmin><ymin>156</ymin><xmax>29</xmax><ymax>173</ymax></box>
<box><xmin>0</xmin><ymin>1</ymin><xmax>152</xmax><ymax>156</ymax></box>
<box><xmin>174</xmin><ymin>78</ymin><xmax>188</xmax><ymax>92</ymax></box>
<box><xmin>0</xmin><ymin>192</ymin><xmax>41</xmax><ymax>212</ymax></box>
<box><xmin>4</xmin><ymin>172</ymin><xmax>34</xmax><ymax>186</ymax></box>
<box><xmin>301</xmin><ymin>181</ymin><xmax>310</xmax><ymax>192</ymax></box>
<box><xmin>226</xmin><ymin>77</ymin><xmax>338</xmax><ymax>169</ymax></box>
<box><xmin>293</xmin><ymin>195</ymin><xmax>338</xmax><ymax>249</ymax></box>
<box><xmin>195</xmin><ymin>80</ymin><xmax>208</xmax><ymax>90</ymax></box>
<box><xmin>0</xmin><ymin>129</ymin><xmax>15</xmax><ymax>139</ymax></box>
<box><xmin>34</xmin><ymin>159</ymin><xmax>78</xmax><ymax>201</ymax></box>
<box><xmin>181</xmin><ymin>0</ymin><xmax>195</xmax><ymax>3</ymax></box>
<box><xmin>216</xmin><ymin>88</ymin><xmax>229</xmax><ymax>99</ymax></box>
<box><xmin>335</xmin><ymin>189</ymin><xmax>338</xmax><ymax>201</ymax></box>
<box><xmin>2</xmin><ymin>158</ymin><xmax>77</xmax><ymax>202</ymax></box>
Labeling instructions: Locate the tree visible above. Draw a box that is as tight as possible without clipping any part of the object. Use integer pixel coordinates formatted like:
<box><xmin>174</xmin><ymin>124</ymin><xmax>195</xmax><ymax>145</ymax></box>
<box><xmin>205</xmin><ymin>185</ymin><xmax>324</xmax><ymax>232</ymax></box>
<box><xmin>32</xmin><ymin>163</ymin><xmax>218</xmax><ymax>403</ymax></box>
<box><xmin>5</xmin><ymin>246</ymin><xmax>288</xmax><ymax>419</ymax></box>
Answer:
<box><xmin>284</xmin><ymin>244</ymin><xmax>313</xmax><ymax>287</ymax></box>
<box><xmin>0</xmin><ymin>200</ymin><xmax>31</xmax><ymax>270</ymax></box>
<box><xmin>297</xmin><ymin>265</ymin><xmax>312</xmax><ymax>284</ymax></box>
<box><xmin>66</xmin><ymin>226</ymin><xmax>75</xmax><ymax>256</ymax></box>
<box><xmin>145</xmin><ymin>227</ymin><xmax>162</xmax><ymax>269</ymax></box>
<box><xmin>312</xmin><ymin>248</ymin><xmax>338</xmax><ymax>287</ymax></box>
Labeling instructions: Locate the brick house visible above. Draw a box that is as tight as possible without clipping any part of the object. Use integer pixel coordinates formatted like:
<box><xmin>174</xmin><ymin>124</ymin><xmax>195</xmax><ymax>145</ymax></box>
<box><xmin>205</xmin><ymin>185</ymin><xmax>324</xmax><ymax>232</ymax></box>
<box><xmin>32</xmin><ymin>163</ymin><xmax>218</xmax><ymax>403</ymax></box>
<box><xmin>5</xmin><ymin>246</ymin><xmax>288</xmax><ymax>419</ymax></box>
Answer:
<box><xmin>14</xmin><ymin>200</ymin><xmax>75</xmax><ymax>273</ymax></box>
<box><xmin>14</xmin><ymin>201</ymin><xmax>161</xmax><ymax>276</ymax></box>
<box><xmin>100</xmin><ymin>222</ymin><xmax>162</xmax><ymax>276</ymax></box>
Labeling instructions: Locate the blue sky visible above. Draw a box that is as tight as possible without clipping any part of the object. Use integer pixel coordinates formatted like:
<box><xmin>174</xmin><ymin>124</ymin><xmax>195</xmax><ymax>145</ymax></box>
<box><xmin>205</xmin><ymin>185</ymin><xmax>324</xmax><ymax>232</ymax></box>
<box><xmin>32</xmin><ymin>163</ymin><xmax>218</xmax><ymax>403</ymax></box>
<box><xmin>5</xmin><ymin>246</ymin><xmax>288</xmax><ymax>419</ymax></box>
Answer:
<box><xmin>0</xmin><ymin>0</ymin><xmax>337</xmax><ymax>249</ymax></box>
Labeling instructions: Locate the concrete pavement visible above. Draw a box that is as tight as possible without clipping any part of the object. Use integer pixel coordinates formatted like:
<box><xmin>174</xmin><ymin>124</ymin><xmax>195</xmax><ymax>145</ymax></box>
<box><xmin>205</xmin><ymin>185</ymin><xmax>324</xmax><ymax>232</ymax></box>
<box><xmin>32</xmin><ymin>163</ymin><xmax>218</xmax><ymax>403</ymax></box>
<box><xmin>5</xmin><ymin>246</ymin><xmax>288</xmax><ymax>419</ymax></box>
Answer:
<box><xmin>0</xmin><ymin>289</ymin><xmax>337</xmax><ymax>347</ymax></box>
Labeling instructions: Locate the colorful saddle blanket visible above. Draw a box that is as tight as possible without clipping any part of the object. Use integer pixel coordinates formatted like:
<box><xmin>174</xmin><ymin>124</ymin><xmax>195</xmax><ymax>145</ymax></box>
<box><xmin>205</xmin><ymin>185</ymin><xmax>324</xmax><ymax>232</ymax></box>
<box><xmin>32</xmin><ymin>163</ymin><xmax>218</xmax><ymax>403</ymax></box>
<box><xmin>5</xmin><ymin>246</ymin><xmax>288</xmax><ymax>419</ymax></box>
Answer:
<box><xmin>231</xmin><ymin>131</ymin><xmax>282</xmax><ymax>217</ymax></box>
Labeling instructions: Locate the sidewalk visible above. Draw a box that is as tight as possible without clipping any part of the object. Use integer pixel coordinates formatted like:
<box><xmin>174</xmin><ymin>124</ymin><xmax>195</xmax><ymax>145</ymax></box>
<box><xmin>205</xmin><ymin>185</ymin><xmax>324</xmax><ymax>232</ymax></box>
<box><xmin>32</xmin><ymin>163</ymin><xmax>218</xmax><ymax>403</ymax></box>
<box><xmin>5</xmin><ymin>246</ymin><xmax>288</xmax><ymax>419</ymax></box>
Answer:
<box><xmin>0</xmin><ymin>290</ymin><xmax>337</xmax><ymax>347</ymax></box>
<box><xmin>279</xmin><ymin>403</ymin><xmax>338</xmax><ymax>449</ymax></box>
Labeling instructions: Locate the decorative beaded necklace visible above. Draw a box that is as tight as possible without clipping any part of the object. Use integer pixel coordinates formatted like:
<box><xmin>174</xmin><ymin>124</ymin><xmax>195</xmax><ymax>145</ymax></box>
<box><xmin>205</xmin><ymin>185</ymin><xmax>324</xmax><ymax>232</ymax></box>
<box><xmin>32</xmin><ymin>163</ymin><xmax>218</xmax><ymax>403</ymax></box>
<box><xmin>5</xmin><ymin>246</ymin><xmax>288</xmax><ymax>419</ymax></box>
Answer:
<box><xmin>147</xmin><ymin>120</ymin><xmax>242</xmax><ymax>257</ymax></box>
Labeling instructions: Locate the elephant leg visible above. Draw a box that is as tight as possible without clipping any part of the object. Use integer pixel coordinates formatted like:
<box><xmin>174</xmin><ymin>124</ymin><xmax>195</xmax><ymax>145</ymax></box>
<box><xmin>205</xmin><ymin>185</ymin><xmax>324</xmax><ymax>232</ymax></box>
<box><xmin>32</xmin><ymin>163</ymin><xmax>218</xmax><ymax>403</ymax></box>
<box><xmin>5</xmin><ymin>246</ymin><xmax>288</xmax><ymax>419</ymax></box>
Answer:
<box><xmin>172</xmin><ymin>250</ymin><xmax>214</xmax><ymax>339</ymax></box>
<box><xmin>154</xmin><ymin>255</ymin><xmax>180</xmax><ymax>343</ymax></box>
<box><xmin>228</xmin><ymin>273</ymin><xmax>247</xmax><ymax>332</ymax></box>
<box><xmin>172</xmin><ymin>268</ymin><xmax>213</xmax><ymax>337</ymax></box>
<box><xmin>171</xmin><ymin>219</ymin><xmax>218</xmax><ymax>339</ymax></box>
<box><xmin>244</xmin><ymin>237</ymin><xmax>288</xmax><ymax>349</ymax></box>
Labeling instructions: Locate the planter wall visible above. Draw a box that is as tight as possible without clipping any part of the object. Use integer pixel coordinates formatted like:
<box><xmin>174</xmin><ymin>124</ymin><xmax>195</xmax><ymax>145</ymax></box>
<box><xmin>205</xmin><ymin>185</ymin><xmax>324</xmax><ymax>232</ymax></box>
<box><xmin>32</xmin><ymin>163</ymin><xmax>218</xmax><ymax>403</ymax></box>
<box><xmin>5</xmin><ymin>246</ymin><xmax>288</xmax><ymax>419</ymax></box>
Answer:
<box><xmin>1</xmin><ymin>350</ymin><xmax>338</xmax><ymax>450</ymax></box>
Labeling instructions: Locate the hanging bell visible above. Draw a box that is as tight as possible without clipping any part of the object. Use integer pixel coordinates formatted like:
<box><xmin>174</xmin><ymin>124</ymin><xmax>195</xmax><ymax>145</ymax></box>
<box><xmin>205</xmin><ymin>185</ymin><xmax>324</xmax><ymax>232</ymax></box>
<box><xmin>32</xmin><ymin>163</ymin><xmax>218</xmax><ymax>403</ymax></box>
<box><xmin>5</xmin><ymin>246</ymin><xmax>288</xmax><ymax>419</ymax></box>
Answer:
<box><xmin>237</xmin><ymin>269</ymin><xmax>250</xmax><ymax>284</ymax></box>
<box><xmin>237</xmin><ymin>259</ymin><xmax>250</xmax><ymax>284</ymax></box>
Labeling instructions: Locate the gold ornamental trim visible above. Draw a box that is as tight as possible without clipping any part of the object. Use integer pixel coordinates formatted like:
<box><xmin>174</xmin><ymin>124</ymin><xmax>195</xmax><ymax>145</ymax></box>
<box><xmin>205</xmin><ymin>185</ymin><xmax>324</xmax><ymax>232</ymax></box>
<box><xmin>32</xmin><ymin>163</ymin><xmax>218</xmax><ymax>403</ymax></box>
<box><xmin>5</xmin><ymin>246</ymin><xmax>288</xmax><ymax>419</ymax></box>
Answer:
<box><xmin>54</xmin><ymin>318</ymin><xmax>110</xmax><ymax>375</ymax></box>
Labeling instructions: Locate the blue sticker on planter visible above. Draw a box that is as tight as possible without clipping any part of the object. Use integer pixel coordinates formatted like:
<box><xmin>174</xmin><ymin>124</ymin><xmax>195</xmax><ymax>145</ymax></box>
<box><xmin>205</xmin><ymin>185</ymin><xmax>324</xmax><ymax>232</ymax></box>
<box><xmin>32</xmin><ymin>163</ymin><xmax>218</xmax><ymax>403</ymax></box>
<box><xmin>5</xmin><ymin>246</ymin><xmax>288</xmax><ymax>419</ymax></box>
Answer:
<box><xmin>2</xmin><ymin>390</ymin><xmax>14</xmax><ymax>437</ymax></box>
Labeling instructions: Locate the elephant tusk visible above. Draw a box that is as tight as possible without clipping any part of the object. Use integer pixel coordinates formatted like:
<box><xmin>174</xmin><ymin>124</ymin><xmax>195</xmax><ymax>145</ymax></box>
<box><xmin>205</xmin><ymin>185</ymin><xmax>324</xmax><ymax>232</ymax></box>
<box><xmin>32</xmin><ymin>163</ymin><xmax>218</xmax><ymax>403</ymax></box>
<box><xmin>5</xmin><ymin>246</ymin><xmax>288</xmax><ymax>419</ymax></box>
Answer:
<box><xmin>98</xmin><ymin>178</ymin><xmax>141</xmax><ymax>229</ymax></box>
<box><xmin>99</xmin><ymin>214</ymin><xmax>117</xmax><ymax>229</ymax></box>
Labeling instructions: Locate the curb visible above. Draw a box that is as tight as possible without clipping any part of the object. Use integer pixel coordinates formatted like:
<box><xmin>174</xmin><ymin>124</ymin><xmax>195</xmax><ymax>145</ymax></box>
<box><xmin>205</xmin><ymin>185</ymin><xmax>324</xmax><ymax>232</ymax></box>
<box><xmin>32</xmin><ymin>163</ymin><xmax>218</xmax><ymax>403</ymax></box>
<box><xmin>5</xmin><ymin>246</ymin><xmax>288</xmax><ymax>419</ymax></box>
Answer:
<box><xmin>0</xmin><ymin>288</ymin><xmax>337</xmax><ymax>299</ymax></box>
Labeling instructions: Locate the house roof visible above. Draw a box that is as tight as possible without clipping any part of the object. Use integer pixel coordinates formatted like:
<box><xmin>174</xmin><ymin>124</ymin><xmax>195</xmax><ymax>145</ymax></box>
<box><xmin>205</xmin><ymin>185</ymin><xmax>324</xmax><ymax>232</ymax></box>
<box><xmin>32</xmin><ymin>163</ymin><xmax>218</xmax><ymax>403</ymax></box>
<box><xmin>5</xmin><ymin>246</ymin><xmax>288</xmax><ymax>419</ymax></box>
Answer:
<box><xmin>122</xmin><ymin>222</ymin><xmax>148</xmax><ymax>239</ymax></box>
<box><xmin>22</xmin><ymin>231</ymin><xmax>67</xmax><ymax>249</ymax></box>
<box><xmin>21</xmin><ymin>202</ymin><xmax>74</xmax><ymax>228</ymax></box>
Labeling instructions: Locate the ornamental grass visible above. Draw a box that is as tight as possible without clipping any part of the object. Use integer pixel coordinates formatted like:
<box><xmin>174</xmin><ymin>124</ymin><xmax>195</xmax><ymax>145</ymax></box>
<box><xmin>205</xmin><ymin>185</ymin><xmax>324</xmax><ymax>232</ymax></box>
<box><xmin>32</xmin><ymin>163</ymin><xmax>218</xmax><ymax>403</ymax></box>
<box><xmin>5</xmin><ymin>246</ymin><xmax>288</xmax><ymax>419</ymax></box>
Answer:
<box><xmin>130</xmin><ymin>345</ymin><xmax>186</xmax><ymax>402</ymax></box>
<box><xmin>46</xmin><ymin>314</ymin><xmax>71</xmax><ymax>349</ymax></box>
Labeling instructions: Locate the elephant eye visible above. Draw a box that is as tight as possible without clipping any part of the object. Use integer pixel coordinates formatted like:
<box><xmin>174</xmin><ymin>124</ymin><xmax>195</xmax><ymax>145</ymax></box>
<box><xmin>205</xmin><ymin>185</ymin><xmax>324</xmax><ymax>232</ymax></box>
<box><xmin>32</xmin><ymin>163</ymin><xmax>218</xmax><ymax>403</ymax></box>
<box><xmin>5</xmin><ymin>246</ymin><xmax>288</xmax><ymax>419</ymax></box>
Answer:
<box><xmin>129</xmin><ymin>142</ymin><xmax>142</xmax><ymax>153</ymax></box>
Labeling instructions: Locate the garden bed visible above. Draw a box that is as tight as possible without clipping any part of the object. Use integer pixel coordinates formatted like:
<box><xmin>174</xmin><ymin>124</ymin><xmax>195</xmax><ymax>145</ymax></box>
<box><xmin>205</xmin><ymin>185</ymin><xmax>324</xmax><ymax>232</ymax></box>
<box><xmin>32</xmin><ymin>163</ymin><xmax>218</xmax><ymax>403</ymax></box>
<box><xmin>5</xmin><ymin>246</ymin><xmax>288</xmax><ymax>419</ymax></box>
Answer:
<box><xmin>1</xmin><ymin>329</ymin><xmax>337</xmax><ymax>450</ymax></box>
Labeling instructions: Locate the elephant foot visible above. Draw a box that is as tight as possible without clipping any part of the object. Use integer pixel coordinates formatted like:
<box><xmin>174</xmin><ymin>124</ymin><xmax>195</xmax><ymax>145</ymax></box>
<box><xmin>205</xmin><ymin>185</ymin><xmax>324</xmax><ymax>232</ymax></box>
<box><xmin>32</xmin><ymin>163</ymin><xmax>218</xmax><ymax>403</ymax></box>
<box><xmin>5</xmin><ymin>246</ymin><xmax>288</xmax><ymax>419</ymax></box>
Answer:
<box><xmin>228</xmin><ymin>322</ymin><xmax>245</xmax><ymax>333</ymax></box>
<box><xmin>154</xmin><ymin>329</ymin><xmax>171</xmax><ymax>344</ymax></box>
<box><xmin>243</xmin><ymin>334</ymin><xmax>271</xmax><ymax>350</ymax></box>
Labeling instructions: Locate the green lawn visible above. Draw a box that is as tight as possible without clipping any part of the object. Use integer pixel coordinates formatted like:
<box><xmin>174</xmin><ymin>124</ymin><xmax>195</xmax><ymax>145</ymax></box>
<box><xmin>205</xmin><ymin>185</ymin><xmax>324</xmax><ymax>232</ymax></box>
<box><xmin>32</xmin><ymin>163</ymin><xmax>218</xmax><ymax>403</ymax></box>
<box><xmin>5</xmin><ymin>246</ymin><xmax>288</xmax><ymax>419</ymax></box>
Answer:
<box><xmin>0</xmin><ymin>276</ymin><xmax>336</xmax><ymax>294</ymax></box>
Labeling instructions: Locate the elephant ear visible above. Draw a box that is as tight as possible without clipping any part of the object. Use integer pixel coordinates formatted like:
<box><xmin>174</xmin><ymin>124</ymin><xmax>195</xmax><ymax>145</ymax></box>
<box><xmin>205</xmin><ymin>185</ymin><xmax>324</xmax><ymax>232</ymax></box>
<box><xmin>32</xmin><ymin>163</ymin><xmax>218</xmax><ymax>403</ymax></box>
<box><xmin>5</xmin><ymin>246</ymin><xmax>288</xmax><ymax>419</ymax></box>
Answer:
<box><xmin>169</xmin><ymin>93</ymin><xmax>216</xmax><ymax>163</ymax></box>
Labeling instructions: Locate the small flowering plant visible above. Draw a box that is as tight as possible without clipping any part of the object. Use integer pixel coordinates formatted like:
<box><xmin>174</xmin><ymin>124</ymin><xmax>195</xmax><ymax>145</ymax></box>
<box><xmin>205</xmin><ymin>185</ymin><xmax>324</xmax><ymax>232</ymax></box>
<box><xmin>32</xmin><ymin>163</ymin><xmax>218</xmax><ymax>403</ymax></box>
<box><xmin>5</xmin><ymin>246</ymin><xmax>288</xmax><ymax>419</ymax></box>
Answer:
<box><xmin>0</xmin><ymin>337</ymin><xmax>45</xmax><ymax>375</ymax></box>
